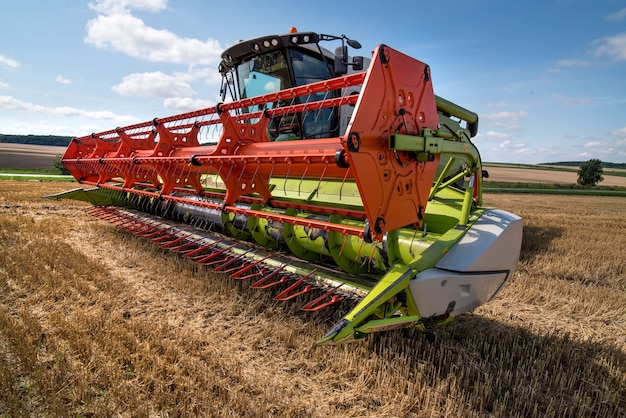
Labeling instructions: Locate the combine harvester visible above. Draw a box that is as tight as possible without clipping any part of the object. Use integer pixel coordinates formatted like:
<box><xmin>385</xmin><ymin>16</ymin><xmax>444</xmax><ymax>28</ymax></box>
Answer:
<box><xmin>55</xmin><ymin>29</ymin><xmax>522</xmax><ymax>345</ymax></box>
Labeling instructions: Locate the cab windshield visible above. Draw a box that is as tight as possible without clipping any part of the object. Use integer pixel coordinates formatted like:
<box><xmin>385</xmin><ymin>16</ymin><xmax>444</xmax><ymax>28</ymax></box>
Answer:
<box><xmin>236</xmin><ymin>50</ymin><xmax>291</xmax><ymax>100</ymax></box>
<box><xmin>234</xmin><ymin>48</ymin><xmax>337</xmax><ymax>139</ymax></box>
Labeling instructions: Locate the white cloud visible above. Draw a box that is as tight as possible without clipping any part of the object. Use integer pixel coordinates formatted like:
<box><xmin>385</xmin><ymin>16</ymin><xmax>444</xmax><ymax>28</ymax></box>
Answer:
<box><xmin>606</xmin><ymin>8</ymin><xmax>626</xmax><ymax>21</ymax></box>
<box><xmin>610</xmin><ymin>127</ymin><xmax>626</xmax><ymax>137</ymax></box>
<box><xmin>481</xmin><ymin>110</ymin><xmax>528</xmax><ymax>130</ymax></box>
<box><xmin>88</xmin><ymin>0</ymin><xmax>168</xmax><ymax>14</ymax></box>
<box><xmin>173</xmin><ymin>66</ymin><xmax>222</xmax><ymax>86</ymax></box>
<box><xmin>0</xmin><ymin>80</ymin><xmax>8</xmax><ymax>89</ymax></box>
<box><xmin>583</xmin><ymin>141</ymin><xmax>601</xmax><ymax>148</ymax></box>
<box><xmin>163</xmin><ymin>97</ymin><xmax>215</xmax><ymax>111</ymax></box>
<box><xmin>609</xmin><ymin>127</ymin><xmax>626</xmax><ymax>149</ymax></box>
<box><xmin>84</xmin><ymin>0</ymin><xmax>223</xmax><ymax>116</ymax></box>
<box><xmin>590</xmin><ymin>33</ymin><xmax>626</xmax><ymax>61</ymax></box>
<box><xmin>0</xmin><ymin>117</ymin><xmax>120</xmax><ymax>137</ymax></box>
<box><xmin>111</xmin><ymin>71</ymin><xmax>195</xmax><ymax>97</ymax></box>
<box><xmin>55</xmin><ymin>75</ymin><xmax>72</xmax><ymax>85</ymax></box>
<box><xmin>480</xmin><ymin>139</ymin><xmax>536</xmax><ymax>163</ymax></box>
<box><xmin>572</xmin><ymin>133</ymin><xmax>626</xmax><ymax>162</ymax></box>
<box><xmin>475</xmin><ymin>130</ymin><xmax>509</xmax><ymax>142</ymax></box>
<box><xmin>0</xmin><ymin>55</ymin><xmax>20</xmax><ymax>68</ymax></box>
<box><xmin>564</xmin><ymin>97</ymin><xmax>593</xmax><ymax>107</ymax></box>
<box><xmin>546</xmin><ymin>93</ymin><xmax>593</xmax><ymax>107</ymax></box>
<box><xmin>0</xmin><ymin>95</ymin><xmax>136</xmax><ymax>122</ymax></box>
<box><xmin>499</xmin><ymin>140</ymin><xmax>527</xmax><ymax>150</ymax></box>
<box><xmin>84</xmin><ymin>6</ymin><xmax>222</xmax><ymax>66</ymax></box>
<box><xmin>486</xmin><ymin>101</ymin><xmax>509</xmax><ymax>108</ymax></box>
<box><xmin>556</xmin><ymin>59</ymin><xmax>589</xmax><ymax>68</ymax></box>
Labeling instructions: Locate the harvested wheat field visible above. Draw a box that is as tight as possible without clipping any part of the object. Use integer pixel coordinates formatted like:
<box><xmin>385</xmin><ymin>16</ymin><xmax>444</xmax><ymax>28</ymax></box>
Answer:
<box><xmin>0</xmin><ymin>144</ymin><xmax>67</xmax><ymax>170</ymax></box>
<box><xmin>483</xmin><ymin>165</ymin><xmax>626</xmax><ymax>187</ymax></box>
<box><xmin>0</xmin><ymin>180</ymin><xmax>624</xmax><ymax>417</ymax></box>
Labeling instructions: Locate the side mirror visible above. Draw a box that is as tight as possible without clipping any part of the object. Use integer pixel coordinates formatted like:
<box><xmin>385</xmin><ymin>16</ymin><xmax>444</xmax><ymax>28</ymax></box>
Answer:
<box><xmin>334</xmin><ymin>46</ymin><xmax>348</xmax><ymax>76</ymax></box>
<box><xmin>352</xmin><ymin>56</ymin><xmax>364</xmax><ymax>71</ymax></box>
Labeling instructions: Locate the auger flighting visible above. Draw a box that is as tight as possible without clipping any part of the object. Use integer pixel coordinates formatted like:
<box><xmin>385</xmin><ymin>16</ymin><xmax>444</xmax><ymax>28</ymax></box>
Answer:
<box><xmin>55</xmin><ymin>29</ymin><xmax>523</xmax><ymax>345</ymax></box>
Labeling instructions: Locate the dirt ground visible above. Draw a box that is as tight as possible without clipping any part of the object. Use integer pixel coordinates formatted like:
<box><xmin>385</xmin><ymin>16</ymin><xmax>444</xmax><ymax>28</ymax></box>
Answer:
<box><xmin>0</xmin><ymin>143</ymin><xmax>67</xmax><ymax>170</ymax></box>
<box><xmin>0</xmin><ymin>180</ymin><xmax>624</xmax><ymax>417</ymax></box>
<box><xmin>483</xmin><ymin>165</ymin><xmax>626</xmax><ymax>187</ymax></box>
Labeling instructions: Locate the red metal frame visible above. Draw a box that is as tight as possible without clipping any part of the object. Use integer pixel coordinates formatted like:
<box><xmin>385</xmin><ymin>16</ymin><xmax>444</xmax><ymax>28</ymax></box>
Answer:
<box><xmin>63</xmin><ymin>45</ymin><xmax>440</xmax><ymax>241</ymax></box>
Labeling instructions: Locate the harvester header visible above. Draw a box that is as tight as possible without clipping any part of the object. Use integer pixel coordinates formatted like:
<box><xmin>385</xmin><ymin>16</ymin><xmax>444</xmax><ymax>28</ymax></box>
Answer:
<box><xmin>54</xmin><ymin>30</ymin><xmax>522</xmax><ymax>345</ymax></box>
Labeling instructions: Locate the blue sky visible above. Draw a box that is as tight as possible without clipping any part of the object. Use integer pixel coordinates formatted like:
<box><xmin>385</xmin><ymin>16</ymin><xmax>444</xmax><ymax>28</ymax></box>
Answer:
<box><xmin>1</xmin><ymin>0</ymin><xmax>625</xmax><ymax>164</ymax></box>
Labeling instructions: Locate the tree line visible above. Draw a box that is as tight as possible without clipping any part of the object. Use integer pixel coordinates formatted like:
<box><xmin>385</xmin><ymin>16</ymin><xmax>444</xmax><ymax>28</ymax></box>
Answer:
<box><xmin>542</xmin><ymin>160</ymin><xmax>626</xmax><ymax>170</ymax></box>
<box><xmin>0</xmin><ymin>134</ymin><xmax>72</xmax><ymax>147</ymax></box>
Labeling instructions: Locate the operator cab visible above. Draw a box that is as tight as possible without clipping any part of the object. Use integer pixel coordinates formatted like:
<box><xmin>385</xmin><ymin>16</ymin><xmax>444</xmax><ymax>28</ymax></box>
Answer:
<box><xmin>218</xmin><ymin>29</ymin><xmax>364</xmax><ymax>140</ymax></box>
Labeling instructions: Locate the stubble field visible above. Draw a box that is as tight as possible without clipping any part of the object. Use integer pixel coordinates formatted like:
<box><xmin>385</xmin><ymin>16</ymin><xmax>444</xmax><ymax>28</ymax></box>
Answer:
<box><xmin>0</xmin><ymin>144</ymin><xmax>67</xmax><ymax>171</ymax></box>
<box><xmin>0</xmin><ymin>180</ymin><xmax>624</xmax><ymax>417</ymax></box>
<box><xmin>483</xmin><ymin>165</ymin><xmax>626</xmax><ymax>187</ymax></box>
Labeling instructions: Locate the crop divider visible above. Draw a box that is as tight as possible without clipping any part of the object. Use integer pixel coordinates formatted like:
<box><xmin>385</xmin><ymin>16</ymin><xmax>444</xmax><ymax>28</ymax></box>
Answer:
<box><xmin>160</xmin><ymin>235</ymin><xmax>188</xmax><ymax>249</ymax></box>
<box><xmin>212</xmin><ymin>249</ymin><xmax>255</xmax><ymax>273</ymax></box>
<box><xmin>301</xmin><ymin>285</ymin><xmax>344</xmax><ymax>311</ymax></box>
<box><xmin>140</xmin><ymin>225</ymin><xmax>174</xmax><ymax>239</ymax></box>
<box><xmin>232</xmin><ymin>267</ymin><xmax>269</xmax><ymax>281</ymax></box>
<box><xmin>251</xmin><ymin>264</ymin><xmax>290</xmax><ymax>289</ymax></box>
<box><xmin>87</xmin><ymin>207</ymin><xmax>118</xmax><ymax>220</ymax></box>
<box><xmin>183</xmin><ymin>239</ymin><xmax>223</xmax><ymax>258</ymax></box>
<box><xmin>229</xmin><ymin>254</ymin><xmax>273</xmax><ymax>279</ymax></box>
<box><xmin>273</xmin><ymin>270</ymin><xmax>317</xmax><ymax>301</ymax></box>
<box><xmin>195</xmin><ymin>243</ymin><xmax>237</xmax><ymax>265</ymax></box>
<box><xmin>169</xmin><ymin>238</ymin><xmax>202</xmax><ymax>253</ymax></box>
<box><xmin>150</xmin><ymin>230</ymin><xmax>180</xmax><ymax>243</ymax></box>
